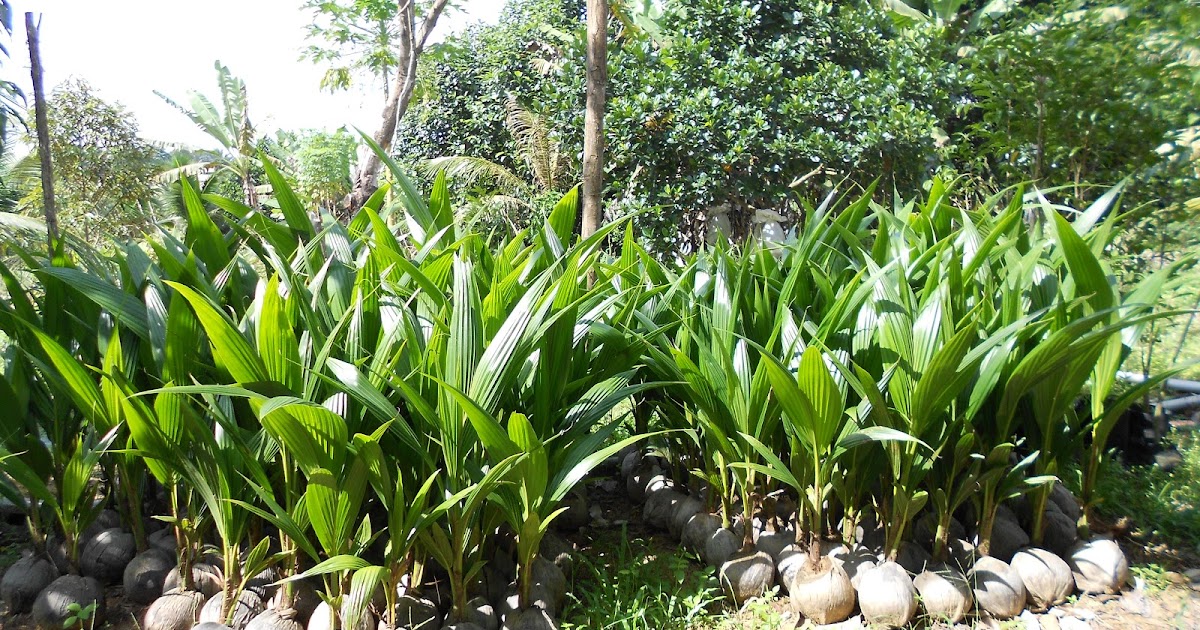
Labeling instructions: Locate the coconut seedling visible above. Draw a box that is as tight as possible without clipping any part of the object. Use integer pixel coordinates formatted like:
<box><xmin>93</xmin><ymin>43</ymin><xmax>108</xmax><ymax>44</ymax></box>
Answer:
<box><xmin>743</xmin><ymin>346</ymin><xmax>920</xmax><ymax>624</ymax></box>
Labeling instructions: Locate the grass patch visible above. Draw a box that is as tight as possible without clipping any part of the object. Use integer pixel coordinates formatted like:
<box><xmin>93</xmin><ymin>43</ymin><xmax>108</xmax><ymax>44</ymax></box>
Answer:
<box><xmin>561</xmin><ymin>525</ymin><xmax>721</xmax><ymax>629</ymax></box>
<box><xmin>1093</xmin><ymin>432</ymin><xmax>1200</xmax><ymax>549</ymax></box>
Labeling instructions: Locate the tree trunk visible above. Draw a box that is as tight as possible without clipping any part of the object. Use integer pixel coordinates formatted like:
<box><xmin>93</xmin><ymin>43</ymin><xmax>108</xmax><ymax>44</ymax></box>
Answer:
<box><xmin>347</xmin><ymin>0</ymin><xmax>450</xmax><ymax>216</ymax></box>
<box><xmin>581</xmin><ymin>0</ymin><xmax>608</xmax><ymax>241</ymax></box>
<box><xmin>26</xmin><ymin>13</ymin><xmax>58</xmax><ymax>252</ymax></box>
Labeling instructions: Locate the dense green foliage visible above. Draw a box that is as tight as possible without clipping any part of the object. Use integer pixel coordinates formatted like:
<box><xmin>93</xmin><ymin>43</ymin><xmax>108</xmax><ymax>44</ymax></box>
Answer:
<box><xmin>0</xmin><ymin>148</ymin><xmax>1178</xmax><ymax>625</ymax></box>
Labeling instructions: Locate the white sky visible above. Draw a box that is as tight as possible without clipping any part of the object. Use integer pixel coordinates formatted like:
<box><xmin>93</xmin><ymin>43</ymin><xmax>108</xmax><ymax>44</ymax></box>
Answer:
<box><xmin>3</xmin><ymin>0</ymin><xmax>505</xmax><ymax>150</ymax></box>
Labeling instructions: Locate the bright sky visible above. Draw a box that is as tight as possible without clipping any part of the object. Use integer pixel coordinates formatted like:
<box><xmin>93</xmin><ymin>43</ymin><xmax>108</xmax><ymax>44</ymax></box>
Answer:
<box><xmin>3</xmin><ymin>0</ymin><xmax>505</xmax><ymax>149</ymax></box>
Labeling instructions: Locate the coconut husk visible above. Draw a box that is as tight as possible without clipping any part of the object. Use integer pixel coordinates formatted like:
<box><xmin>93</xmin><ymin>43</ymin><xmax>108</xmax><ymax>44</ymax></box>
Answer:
<box><xmin>1012</xmin><ymin>547</ymin><xmax>1074</xmax><ymax>610</ymax></box>
<box><xmin>149</xmin><ymin>528</ymin><xmax>178</xmax><ymax>555</ymax></box>
<box><xmin>643</xmin><ymin>487</ymin><xmax>685</xmax><ymax>530</ymax></box>
<box><xmin>1049</xmin><ymin>483</ymin><xmax>1082</xmax><ymax>522</ymax></box>
<box><xmin>891</xmin><ymin>541</ymin><xmax>932</xmax><ymax>575</ymax></box>
<box><xmin>125</xmin><ymin>548</ymin><xmax>176</xmax><ymax>604</ymax></box>
<box><xmin>464</xmin><ymin>595</ymin><xmax>499</xmax><ymax>630</ymax></box>
<box><xmin>669</xmin><ymin>495</ymin><xmax>705</xmax><ymax>540</ymax></box>
<box><xmin>753</xmin><ymin>524</ymin><xmax>795</xmax><ymax>561</ymax></box>
<box><xmin>856</xmin><ymin>561</ymin><xmax>917</xmax><ymax>628</ymax></box>
<box><xmin>1041</xmin><ymin>509</ymin><xmax>1079</xmax><ymax>557</ymax></box>
<box><xmin>32</xmin><ymin>574</ymin><xmax>106</xmax><ymax>630</ymax></box>
<box><xmin>500</xmin><ymin>607</ymin><xmax>558</xmax><ymax>630</ymax></box>
<box><xmin>531</xmin><ymin>556</ymin><xmax>566</xmax><ymax>613</ymax></box>
<box><xmin>775</xmin><ymin>545</ymin><xmax>808</xmax><ymax>592</ymax></box>
<box><xmin>841</xmin><ymin>547</ymin><xmax>878</xmax><ymax>589</ymax></box>
<box><xmin>969</xmin><ymin>556</ymin><xmax>1026</xmax><ymax>620</ymax></box>
<box><xmin>200</xmin><ymin>590</ymin><xmax>266</xmax><ymax>630</ymax></box>
<box><xmin>266</xmin><ymin>580</ymin><xmax>321</xmax><ymax>625</ymax></box>
<box><xmin>441</xmin><ymin>624</ymin><xmax>486</xmax><ymax>630</ymax></box>
<box><xmin>144</xmin><ymin>590</ymin><xmax>205</xmax><ymax>630</ymax></box>
<box><xmin>913</xmin><ymin>514</ymin><xmax>966</xmax><ymax>550</ymax></box>
<box><xmin>977</xmin><ymin>516</ymin><xmax>1030</xmax><ymax>563</ymax></box>
<box><xmin>192</xmin><ymin>623</ymin><xmax>234</xmax><ymax>630</ymax></box>
<box><xmin>788</xmin><ymin>556</ymin><xmax>855</xmax><ymax>625</ymax></box>
<box><xmin>307</xmin><ymin>601</ymin><xmax>374</xmax><ymax>630</ymax></box>
<box><xmin>683</xmin><ymin>513</ymin><xmax>722</xmax><ymax>553</ymax></box>
<box><xmin>539</xmin><ymin>532</ymin><xmax>576</xmax><ymax>582</ymax></box>
<box><xmin>246</xmin><ymin>610</ymin><xmax>304</xmax><ymax>630</ymax></box>
<box><xmin>701</xmin><ymin>527</ymin><xmax>741</xmax><ymax>568</ymax></box>
<box><xmin>376</xmin><ymin>594</ymin><xmax>440</xmax><ymax>630</ymax></box>
<box><xmin>81</xmin><ymin>527</ymin><xmax>135</xmax><ymax>584</ymax></box>
<box><xmin>1067</xmin><ymin>538</ymin><xmax>1129</xmax><ymax>594</ymax></box>
<box><xmin>718</xmin><ymin>550</ymin><xmax>775</xmax><ymax>605</ymax></box>
<box><xmin>165</xmin><ymin>563</ymin><xmax>225</xmax><ymax>598</ymax></box>
<box><xmin>1</xmin><ymin>554</ymin><xmax>59</xmax><ymax>614</ymax></box>
<box><xmin>914</xmin><ymin>563</ymin><xmax>972</xmax><ymax>623</ymax></box>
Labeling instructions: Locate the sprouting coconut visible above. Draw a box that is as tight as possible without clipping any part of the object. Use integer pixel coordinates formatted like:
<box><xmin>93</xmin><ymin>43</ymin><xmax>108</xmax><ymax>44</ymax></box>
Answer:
<box><xmin>1011</xmin><ymin>547</ymin><xmax>1074</xmax><ymax>610</ymax></box>
<box><xmin>891</xmin><ymin>541</ymin><xmax>933</xmax><ymax>576</ymax></box>
<box><xmin>976</xmin><ymin>516</ymin><xmax>1029</xmax><ymax>563</ymax></box>
<box><xmin>199</xmin><ymin>589</ymin><xmax>266</xmax><ymax>630</ymax></box>
<box><xmin>165</xmin><ymin>562</ymin><xmax>225</xmax><ymax>598</ymax></box>
<box><xmin>1048</xmin><ymin>483</ymin><xmax>1082</xmax><ymax>523</ymax></box>
<box><xmin>1067</xmin><ymin>538</ymin><xmax>1129</xmax><ymax>594</ymax></box>
<box><xmin>246</xmin><ymin>610</ymin><xmax>304</xmax><ymax>630</ymax></box>
<box><xmin>144</xmin><ymin>590</ymin><xmax>205</xmax><ymax>630</ymax></box>
<box><xmin>856</xmin><ymin>561</ymin><xmax>917</xmax><ymax>628</ymax></box>
<box><xmin>383</xmin><ymin>593</ymin><xmax>440</xmax><ymax>630</ymax></box>
<box><xmin>969</xmin><ymin>556</ymin><xmax>1027</xmax><ymax>620</ymax></box>
<box><xmin>914</xmin><ymin>563</ymin><xmax>972</xmax><ymax>624</ymax></box>
<box><xmin>80</xmin><ymin>527</ymin><xmax>136</xmax><ymax>584</ymax></box>
<box><xmin>718</xmin><ymin>550</ymin><xmax>775</xmax><ymax>605</ymax></box>
<box><xmin>149</xmin><ymin>528</ymin><xmax>178</xmax><ymax>555</ymax></box>
<box><xmin>1</xmin><ymin>554</ymin><xmax>59</xmax><ymax>614</ymax></box>
<box><xmin>124</xmin><ymin>548</ymin><xmax>175</xmax><ymax>605</ymax></box>
<box><xmin>192</xmin><ymin>623</ymin><xmax>234</xmax><ymax>630</ymax></box>
<box><xmin>307</xmin><ymin>601</ymin><xmax>375</xmax><ymax>630</ymax></box>
<box><xmin>32</xmin><ymin>574</ymin><xmax>106</xmax><ymax>630</ymax></box>
<box><xmin>266</xmin><ymin>579</ymin><xmax>321</xmax><ymax>625</ymax></box>
<box><xmin>461</xmin><ymin>596</ymin><xmax>498</xmax><ymax>630</ymax></box>
<box><xmin>788</xmin><ymin>556</ymin><xmax>855</xmax><ymax>625</ymax></box>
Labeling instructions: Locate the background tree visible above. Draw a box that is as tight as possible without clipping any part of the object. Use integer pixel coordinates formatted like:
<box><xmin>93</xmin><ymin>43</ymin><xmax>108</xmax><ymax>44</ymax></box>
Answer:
<box><xmin>23</xmin><ymin>78</ymin><xmax>161</xmax><ymax>243</ymax></box>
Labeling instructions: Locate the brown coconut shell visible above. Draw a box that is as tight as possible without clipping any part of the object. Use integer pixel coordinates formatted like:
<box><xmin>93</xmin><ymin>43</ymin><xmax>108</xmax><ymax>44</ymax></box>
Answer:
<box><xmin>1012</xmin><ymin>547</ymin><xmax>1074</xmax><ymax>610</ymax></box>
<box><xmin>1041</xmin><ymin>509</ymin><xmax>1079</xmax><ymax>557</ymax></box>
<box><xmin>32</xmin><ymin>574</ymin><xmax>106</xmax><ymax>630</ymax></box>
<box><xmin>788</xmin><ymin>557</ymin><xmax>855</xmax><ymax>625</ymax></box>
<box><xmin>380</xmin><ymin>593</ymin><xmax>440</xmax><ymax>630</ymax></box>
<box><xmin>1067</xmin><ymin>538</ymin><xmax>1129</xmax><ymax>594</ymax></box>
<box><xmin>267</xmin><ymin>580</ymin><xmax>321</xmax><ymax>624</ymax></box>
<box><xmin>125</xmin><ymin>548</ymin><xmax>176</xmax><ymax>605</ymax></box>
<box><xmin>145</xmin><ymin>590</ymin><xmax>205</xmax><ymax>630</ymax></box>
<box><xmin>553</xmin><ymin>487</ymin><xmax>589</xmax><ymax>532</ymax></box>
<box><xmin>856</xmin><ymin>561</ymin><xmax>917</xmax><ymax>628</ymax></box>
<box><xmin>976</xmin><ymin>516</ymin><xmax>1030</xmax><ymax>563</ymax></box>
<box><xmin>1</xmin><ymin>554</ymin><xmax>59</xmax><ymax>614</ymax></box>
<box><xmin>718</xmin><ymin>550</ymin><xmax>775</xmax><ymax>605</ymax></box>
<box><xmin>914</xmin><ymin>563</ymin><xmax>972</xmax><ymax>624</ymax></box>
<box><xmin>841</xmin><ymin>546</ymin><xmax>878</xmax><ymax>590</ymax></box>
<box><xmin>1049</xmin><ymin>483</ymin><xmax>1082</xmax><ymax>522</ymax></box>
<box><xmin>969</xmin><ymin>556</ymin><xmax>1027</xmax><ymax>620</ymax></box>
<box><xmin>192</xmin><ymin>623</ymin><xmax>234</xmax><ymax>630</ymax></box>
<box><xmin>149</xmin><ymin>528</ymin><xmax>178</xmax><ymax>555</ymax></box>
<box><xmin>199</xmin><ymin>589</ymin><xmax>266</xmax><ymax>630</ymax></box>
<box><xmin>464</xmin><ymin>595</ymin><xmax>499</xmax><ymax>630</ymax></box>
<box><xmin>642</xmin><ymin>487</ymin><xmax>685</xmax><ymax>530</ymax></box>
<box><xmin>701</xmin><ymin>527</ymin><xmax>741</xmax><ymax>568</ymax></box>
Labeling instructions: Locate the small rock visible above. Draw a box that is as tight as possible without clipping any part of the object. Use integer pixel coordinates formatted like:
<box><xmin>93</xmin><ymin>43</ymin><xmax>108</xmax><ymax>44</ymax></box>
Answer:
<box><xmin>1018</xmin><ymin>609</ymin><xmax>1041</xmax><ymax>630</ymax></box>
<box><xmin>1165</xmin><ymin>571</ymin><xmax>1189</xmax><ymax>585</ymax></box>
<box><xmin>1120</xmin><ymin>590</ymin><xmax>1150</xmax><ymax>616</ymax></box>
<box><xmin>1184</xmin><ymin>567</ymin><xmax>1200</xmax><ymax>582</ymax></box>
<box><xmin>1059</xmin><ymin>618</ymin><xmax>1091</xmax><ymax>630</ymax></box>
<box><xmin>1049</xmin><ymin>607</ymin><xmax>1066</xmax><ymax>618</ymax></box>
<box><xmin>1041</xmin><ymin>616</ymin><xmax>1061</xmax><ymax>630</ymax></box>
<box><xmin>1074</xmin><ymin>608</ymin><xmax>1096</xmax><ymax>622</ymax></box>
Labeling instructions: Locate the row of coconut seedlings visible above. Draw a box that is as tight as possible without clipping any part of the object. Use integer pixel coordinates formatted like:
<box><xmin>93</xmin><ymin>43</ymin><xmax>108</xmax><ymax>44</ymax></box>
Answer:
<box><xmin>616</xmin><ymin>183</ymin><xmax>1174</xmax><ymax>626</ymax></box>
<box><xmin>620</xmin><ymin>448</ymin><xmax>1132</xmax><ymax>626</ymax></box>
<box><xmin>0</xmin><ymin>171</ymin><xmax>650</xmax><ymax>630</ymax></box>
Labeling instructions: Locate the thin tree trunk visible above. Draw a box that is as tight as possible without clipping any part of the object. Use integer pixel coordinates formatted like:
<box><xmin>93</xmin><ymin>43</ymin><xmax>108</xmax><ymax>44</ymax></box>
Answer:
<box><xmin>581</xmin><ymin>0</ymin><xmax>607</xmax><ymax>241</ymax></box>
<box><xmin>348</xmin><ymin>0</ymin><xmax>450</xmax><ymax>216</ymax></box>
<box><xmin>27</xmin><ymin>13</ymin><xmax>58</xmax><ymax>252</ymax></box>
